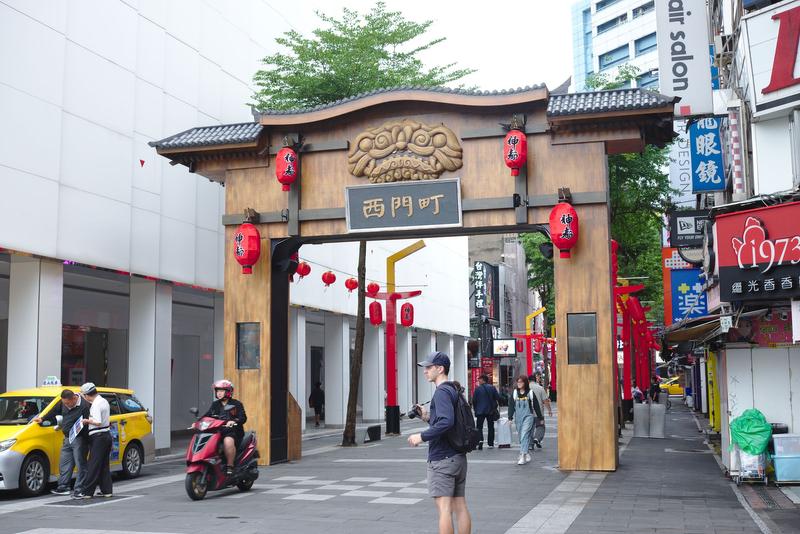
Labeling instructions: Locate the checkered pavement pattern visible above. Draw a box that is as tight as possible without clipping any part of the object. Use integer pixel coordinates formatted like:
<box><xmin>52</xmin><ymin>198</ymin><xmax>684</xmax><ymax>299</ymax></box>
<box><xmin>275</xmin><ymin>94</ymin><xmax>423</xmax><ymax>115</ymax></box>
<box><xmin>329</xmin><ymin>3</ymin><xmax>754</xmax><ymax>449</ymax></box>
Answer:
<box><xmin>255</xmin><ymin>476</ymin><xmax>428</xmax><ymax>505</ymax></box>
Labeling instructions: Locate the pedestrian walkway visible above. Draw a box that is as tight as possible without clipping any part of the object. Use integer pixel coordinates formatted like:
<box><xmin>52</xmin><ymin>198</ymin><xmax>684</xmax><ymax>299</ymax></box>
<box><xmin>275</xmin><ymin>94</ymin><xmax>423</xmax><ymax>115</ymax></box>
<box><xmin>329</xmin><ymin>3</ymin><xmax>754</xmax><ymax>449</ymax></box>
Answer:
<box><xmin>563</xmin><ymin>402</ymin><xmax>767</xmax><ymax>534</ymax></box>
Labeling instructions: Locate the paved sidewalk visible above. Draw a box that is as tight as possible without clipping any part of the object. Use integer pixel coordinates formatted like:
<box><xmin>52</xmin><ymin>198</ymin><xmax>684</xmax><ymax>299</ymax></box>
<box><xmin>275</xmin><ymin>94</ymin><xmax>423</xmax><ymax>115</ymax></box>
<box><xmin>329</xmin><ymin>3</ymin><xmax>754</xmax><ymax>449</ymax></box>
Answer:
<box><xmin>2</xmin><ymin>402</ymin><xmax>796</xmax><ymax>533</ymax></box>
<box><xmin>566</xmin><ymin>403</ymin><xmax>768</xmax><ymax>534</ymax></box>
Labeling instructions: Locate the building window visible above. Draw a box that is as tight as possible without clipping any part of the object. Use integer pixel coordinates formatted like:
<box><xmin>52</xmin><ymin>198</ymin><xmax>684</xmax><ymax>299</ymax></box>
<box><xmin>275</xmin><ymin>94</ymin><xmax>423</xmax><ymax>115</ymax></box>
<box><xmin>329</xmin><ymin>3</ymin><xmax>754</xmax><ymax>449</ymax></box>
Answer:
<box><xmin>633</xmin><ymin>1</ymin><xmax>655</xmax><ymax>18</ymax></box>
<box><xmin>637</xmin><ymin>71</ymin><xmax>659</xmax><ymax>88</ymax></box>
<box><xmin>596</xmin><ymin>0</ymin><xmax>621</xmax><ymax>11</ymax></box>
<box><xmin>634</xmin><ymin>32</ymin><xmax>658</xmax><ymax>56</ymax></box>
<box><xmin>599</xmin><ymin>44</ymin><xmax>630</xmax><ymax>70</ymax></box>
<box><xmin>597</xmin><ymin>14</ymin><xmax>627</xmax><ymax>34</ymax></box>
<box><xmin>236</xmin><ymin>322</ymin><xmax>260</xmax><ymax>369</ymax></box>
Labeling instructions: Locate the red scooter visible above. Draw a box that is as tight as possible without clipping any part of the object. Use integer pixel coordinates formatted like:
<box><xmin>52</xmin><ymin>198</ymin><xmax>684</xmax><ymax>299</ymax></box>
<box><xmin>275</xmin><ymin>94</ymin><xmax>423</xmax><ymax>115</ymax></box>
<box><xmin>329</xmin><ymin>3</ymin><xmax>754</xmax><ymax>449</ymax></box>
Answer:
<box><xmin>184</xmin><ymin>406</ymin><xmax>259</xmax><ymax>500</ymax></box>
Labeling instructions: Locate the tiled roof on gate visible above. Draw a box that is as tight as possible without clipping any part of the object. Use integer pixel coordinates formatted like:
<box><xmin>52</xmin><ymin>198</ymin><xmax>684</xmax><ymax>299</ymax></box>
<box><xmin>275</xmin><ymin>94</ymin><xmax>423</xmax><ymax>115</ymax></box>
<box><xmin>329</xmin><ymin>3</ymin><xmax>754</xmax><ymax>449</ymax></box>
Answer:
<box><xmin>149</xmin><ymin>122</ymin><xmax>263</xmax><ymax>150</ymax></box>
<box><xmin>546</xmin><ymin>88</ymin><xmax>677</xmax><ymax>117</ymax></box>
<box><xmin>256</xmin><ymin>84</ymin><xmax>547</xmax><ymax>115</ymax></box>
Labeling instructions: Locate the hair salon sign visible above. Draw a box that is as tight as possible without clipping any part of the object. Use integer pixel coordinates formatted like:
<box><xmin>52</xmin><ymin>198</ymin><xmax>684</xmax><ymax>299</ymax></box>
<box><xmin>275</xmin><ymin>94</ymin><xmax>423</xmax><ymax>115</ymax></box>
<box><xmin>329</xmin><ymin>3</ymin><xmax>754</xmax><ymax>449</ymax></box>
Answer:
<box><xmin>716</xmin><ymin>201</ymin><xmax>800</xmax><ymax>301</ymax></box>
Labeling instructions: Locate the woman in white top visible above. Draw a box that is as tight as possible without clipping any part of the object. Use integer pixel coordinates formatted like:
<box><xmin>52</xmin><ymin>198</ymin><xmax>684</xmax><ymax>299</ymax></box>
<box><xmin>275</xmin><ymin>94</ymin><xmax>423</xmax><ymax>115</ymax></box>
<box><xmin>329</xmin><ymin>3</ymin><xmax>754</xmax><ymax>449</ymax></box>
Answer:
<box><xmin>76</xmin><ymin>382</ymin><xmax>113</xmax><ymax>499</ymax></box>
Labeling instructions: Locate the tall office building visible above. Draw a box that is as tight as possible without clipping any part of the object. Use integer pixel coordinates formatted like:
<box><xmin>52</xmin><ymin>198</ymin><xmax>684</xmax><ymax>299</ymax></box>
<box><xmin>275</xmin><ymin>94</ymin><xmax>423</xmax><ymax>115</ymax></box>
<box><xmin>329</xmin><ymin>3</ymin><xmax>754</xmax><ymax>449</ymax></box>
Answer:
<box><xmin>571</xmin><ymin>0</ymin><xmax>659</xmax><ymax>92</ymax></box>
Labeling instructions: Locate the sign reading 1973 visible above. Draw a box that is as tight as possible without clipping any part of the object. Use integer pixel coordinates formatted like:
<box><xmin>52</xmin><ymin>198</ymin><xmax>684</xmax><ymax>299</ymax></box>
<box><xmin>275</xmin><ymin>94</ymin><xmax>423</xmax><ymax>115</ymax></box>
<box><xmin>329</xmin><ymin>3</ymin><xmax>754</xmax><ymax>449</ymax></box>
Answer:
<box><xmin>345</xmin><ymin>178</ymin><xmax>462</xmax><ymax>233</ymax></box>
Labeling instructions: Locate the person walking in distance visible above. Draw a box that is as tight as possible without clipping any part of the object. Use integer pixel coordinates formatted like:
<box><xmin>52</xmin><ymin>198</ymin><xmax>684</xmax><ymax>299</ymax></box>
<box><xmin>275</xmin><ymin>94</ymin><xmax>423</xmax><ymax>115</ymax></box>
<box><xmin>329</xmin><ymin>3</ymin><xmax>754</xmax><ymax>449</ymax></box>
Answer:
<box><xmin>75</xmin><ymin>383</ymin><xmax>112</xmax><ymax>498</ymax></box>
<box><xmin>471</xmin><ymin>374</ymin><xmax>500</xmax><ymax>450</ymax></box>
<box><xmin>309</xmin><ymin>382</ymin><xmax>325</xmax><ymax>428</ymax></box>
<box><xmin>528</xmin><ymin>372</ymin><xmax>552</xmax><ymax>449</ymax></box>
<box><xmin>33</xmin><ymin>389</ymin><xmax>91</xmax><ymax>496</ymax></box>
<box><xmin>408</xmin><ymin>352</ymin><xmax>472</xmax><ymax>534</ymax></box>
<box><xmin>507</xmin><ymin>376</ymin><xmax>543</xmax><ymax>465</ymax></box>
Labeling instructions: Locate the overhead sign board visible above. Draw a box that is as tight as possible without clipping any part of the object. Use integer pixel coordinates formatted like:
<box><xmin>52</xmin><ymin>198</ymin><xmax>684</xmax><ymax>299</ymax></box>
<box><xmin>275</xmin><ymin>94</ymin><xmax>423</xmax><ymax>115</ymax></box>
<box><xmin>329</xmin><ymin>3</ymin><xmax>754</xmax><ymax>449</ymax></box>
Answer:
<box><xmin>669</xmin><ymin>209</ymin><xmax>709</xmax><ymax>247</ymax></box>
<box><xmin>473</xmin><ymin>261</ymin><xmax>499</xmax><ymax>321</ymax></box>
<box><xmin>715</xmin><ymin>201</ymin><xmax>800</xmax><ymax>302</ymax></box>
<box><xmin>345</xmin><ymin>178</ymin><xmax>462</xmax><ymax>233</ymax></box>
<box><xmin>655</xmin><ymin>0</ymin><xmax>713</xmax><ymax>116</ymax></box>
<box><xmin>742</xmin><ymin>1</ymin><xmax>800</xmax><ymax>117</ymax></box>
<box><xmin>690</xmin><ymin>118</ymin><xmax>726</xmax><ymax>192</ymax></box>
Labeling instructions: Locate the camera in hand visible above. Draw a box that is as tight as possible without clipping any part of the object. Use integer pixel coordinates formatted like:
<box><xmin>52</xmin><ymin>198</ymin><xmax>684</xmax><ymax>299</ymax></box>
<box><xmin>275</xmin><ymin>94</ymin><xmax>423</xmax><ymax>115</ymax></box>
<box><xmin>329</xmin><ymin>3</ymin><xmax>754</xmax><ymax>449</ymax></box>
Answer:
<box><xmin>406</xmin><ymin>405</ymin><xmax>421</xmax><ymax>419</ymax></box>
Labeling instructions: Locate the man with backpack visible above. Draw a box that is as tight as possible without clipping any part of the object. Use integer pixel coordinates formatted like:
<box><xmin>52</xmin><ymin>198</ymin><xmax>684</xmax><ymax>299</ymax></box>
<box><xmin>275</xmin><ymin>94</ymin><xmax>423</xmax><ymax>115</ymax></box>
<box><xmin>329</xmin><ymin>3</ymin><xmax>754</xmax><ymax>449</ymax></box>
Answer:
<box><xmin>408</xmin><ymin>351</ymin><xmax>473</xmax><ymax>534</ymax></box>
<box><xmin>472</xmin><ymin>374</ymin><xmax>500</xmax><ymax>450</ymax></box>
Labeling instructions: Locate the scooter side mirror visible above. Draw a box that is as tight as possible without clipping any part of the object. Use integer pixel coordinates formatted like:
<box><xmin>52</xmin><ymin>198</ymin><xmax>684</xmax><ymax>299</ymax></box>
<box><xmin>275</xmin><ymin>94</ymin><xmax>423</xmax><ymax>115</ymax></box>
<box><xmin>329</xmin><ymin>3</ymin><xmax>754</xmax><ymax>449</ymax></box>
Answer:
<box><xmin>189</xmin><ymin>407</ymin><xmax>199</xmax><ymax>416</ymax></box>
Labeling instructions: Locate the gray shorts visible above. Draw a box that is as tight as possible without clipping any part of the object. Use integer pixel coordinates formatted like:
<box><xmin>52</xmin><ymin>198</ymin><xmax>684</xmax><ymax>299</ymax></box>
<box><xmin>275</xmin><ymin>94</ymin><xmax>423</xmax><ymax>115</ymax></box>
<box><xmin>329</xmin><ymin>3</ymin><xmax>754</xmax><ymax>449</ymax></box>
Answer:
<box><xmin>427</xmin><ymin>454</ymin><xmax>467</xmax><ymax>498</ymax></box>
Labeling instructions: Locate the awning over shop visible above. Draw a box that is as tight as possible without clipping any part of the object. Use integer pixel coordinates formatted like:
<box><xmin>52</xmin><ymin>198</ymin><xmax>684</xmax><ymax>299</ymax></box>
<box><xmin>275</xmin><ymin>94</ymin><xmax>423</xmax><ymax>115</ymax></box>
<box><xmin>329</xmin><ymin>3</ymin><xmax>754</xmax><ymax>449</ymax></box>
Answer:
<box><xmin>662</xmin><ymin>309</ymin><xmax>768</xmax><ymax>344</ymax></box>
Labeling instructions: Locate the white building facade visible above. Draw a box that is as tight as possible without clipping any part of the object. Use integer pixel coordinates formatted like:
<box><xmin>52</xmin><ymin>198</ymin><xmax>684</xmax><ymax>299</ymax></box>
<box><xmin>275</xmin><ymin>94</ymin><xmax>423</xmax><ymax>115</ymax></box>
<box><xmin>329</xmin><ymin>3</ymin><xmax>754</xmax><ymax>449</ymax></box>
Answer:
<box><xmin>0</xmin><ymin>1</ymin><xmax>470</xmax><ymax>450</ymax></box>
<box><xmin>572</xmin><ymin>0</ymin><xmax>659</xmax><ymax>92</ymax></box>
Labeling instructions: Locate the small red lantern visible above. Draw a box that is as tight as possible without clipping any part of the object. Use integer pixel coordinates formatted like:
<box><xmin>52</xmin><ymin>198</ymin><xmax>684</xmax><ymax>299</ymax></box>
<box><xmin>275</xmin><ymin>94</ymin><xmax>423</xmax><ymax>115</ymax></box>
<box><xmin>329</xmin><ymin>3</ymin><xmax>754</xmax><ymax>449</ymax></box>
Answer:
<box><xmin>366</xmin><ymin>282</ymin><xmax>380</xmax><ymax>296</ymax></box>
<box><xmin>534</xmin><ymin>337</ymin><xmax>543</xmax><ymax>353</ymax></box>
<box><xmin>400</xmin><ymin>302</ymin><xmax>414</xmax><ymax>327</ymax></box>
<box><xmin>233</xmin><ymin>223</ymin><xmax>261</xmax><ymax>274</ymax></box>
<box><xmin>549</xmin><ymin>202</ymin><xmax>579</xmax><ymax>258</ymax></box>
<box><xmin>344</xmin><ymin>277</ymin><xmax>359</xmax><ymax>292</ymax></box>
<box><xmin>321</xmin><ymin>271</ymin><xmax>336</xmax><ymax>287</ymax></box>
<box><xmin>275</xmin><ymin>147</ymin><xmax>298</xmax><ymax>192</ymax></box>
<box><xmin>503</xmin><ymin>129</ymin><xmax>527</xmax><ymax>177</ymax></box>
<box><xmin>296</xmin><ymin>261</ymin><xmax>311</xmax><ymax>278</ymax></box>
<box><xmin>369</xmin><ymin>301</ymin><xmax>383</xmax><ymax>325</ymax></box>
<box><xmin>516</xmin><ymin>338</ymin><xmax>525</xmax><ymax>353</ymax></box>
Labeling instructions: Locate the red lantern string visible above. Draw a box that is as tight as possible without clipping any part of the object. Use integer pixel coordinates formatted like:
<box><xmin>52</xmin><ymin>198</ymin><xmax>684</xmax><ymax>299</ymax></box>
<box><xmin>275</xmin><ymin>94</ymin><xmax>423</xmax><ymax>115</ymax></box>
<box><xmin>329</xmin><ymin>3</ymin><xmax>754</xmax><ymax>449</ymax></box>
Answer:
<box><xmin>366</xmin><ymin>282</ymin><xmax>380</xmax><ymax>296</ymax></box>
<box><xmin>296</xmin><ymin>261</ymin><xmax>311</xmax><ymax>278</ymax></box>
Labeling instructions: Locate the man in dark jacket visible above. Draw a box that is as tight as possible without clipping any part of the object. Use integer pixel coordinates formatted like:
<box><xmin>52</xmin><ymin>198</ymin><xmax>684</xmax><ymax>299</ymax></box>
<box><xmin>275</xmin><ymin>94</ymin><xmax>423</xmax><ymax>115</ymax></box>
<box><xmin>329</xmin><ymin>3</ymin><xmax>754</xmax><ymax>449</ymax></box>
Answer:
<box><xmin>472</xmin><ymin>374</ymin><xmax>500</xmax><ymax>450</ymax></box>
<box><xmin>308</xmin><ymin>382</ymin><xmax>325</xmax><ymax>427</ymax></box>
<box><xmin>33</xmin><ymin>389</ymin><xmax>91</xmax><ymax>496</ymax></box>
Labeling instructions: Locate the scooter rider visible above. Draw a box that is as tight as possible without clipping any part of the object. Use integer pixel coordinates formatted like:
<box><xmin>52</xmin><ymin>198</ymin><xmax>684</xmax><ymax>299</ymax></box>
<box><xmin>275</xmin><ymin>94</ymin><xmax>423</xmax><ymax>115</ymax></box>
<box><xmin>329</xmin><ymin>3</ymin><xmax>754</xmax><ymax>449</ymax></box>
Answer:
<box><xmin>203</xmin><ymin>380</ymin><xmax>247</xmax><ymax>476</ymax></box>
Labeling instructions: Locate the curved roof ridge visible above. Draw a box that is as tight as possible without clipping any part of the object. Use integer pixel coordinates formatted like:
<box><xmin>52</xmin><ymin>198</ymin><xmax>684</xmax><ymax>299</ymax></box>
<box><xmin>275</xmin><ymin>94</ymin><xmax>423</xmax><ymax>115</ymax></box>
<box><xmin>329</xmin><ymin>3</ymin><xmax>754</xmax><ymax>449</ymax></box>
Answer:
<box><xmin>256</xmin><ymin>83</ymin><xmax>547</xmax><ymax>116</ymax></box>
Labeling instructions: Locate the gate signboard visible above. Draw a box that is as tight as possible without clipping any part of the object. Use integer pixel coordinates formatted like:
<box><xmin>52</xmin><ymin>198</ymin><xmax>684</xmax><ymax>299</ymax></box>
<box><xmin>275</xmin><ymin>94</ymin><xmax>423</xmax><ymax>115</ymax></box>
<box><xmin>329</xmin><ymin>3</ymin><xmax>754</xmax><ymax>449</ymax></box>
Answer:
<box><xmin>345</xmin><ymin>178</ymin><xmax>462</xmax><ymax>232</ymax></box>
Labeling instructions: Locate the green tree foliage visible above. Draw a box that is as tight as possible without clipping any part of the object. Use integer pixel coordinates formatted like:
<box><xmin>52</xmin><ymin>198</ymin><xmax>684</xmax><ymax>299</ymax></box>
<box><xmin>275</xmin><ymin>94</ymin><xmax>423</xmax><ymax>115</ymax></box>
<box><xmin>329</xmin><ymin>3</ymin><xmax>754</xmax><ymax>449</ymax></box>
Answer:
<box><xmin>588</xmin><ymin>65</ymin><xmax>673</xmax><ymax>322</ymax></box>
<box><xmin>520</xmin><ymin>233</ymin><xmax>554</xmax><ymax>331</ymax></box>
<box><xmin>252</xmin><ymin>2</ymin><xmax>474</xmax><ymax>110</ymax></box>
<box><xmin>250</xmin><ymin>3</ymin><xmax>473</xmax><ymax>445</ymax></box>
<box><xmin>521</xmin><ymin>65</ymin><xmax>674</xmax><ymax>324</ymax></box>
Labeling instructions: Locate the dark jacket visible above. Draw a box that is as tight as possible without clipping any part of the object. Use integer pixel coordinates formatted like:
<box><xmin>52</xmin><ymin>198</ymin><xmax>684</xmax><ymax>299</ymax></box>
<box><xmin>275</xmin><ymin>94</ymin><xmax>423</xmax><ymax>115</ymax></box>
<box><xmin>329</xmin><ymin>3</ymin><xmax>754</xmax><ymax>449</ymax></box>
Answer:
<box><xmin>309</xmin><ymin>388</ymin><xmax>324</xmax><ymax>409</ymax></box>
<box><xmin>421</xmin><ymin>382</ymin><xmax>460</xmax><ymax>461</ymax></box>
<box><xmin>507</xmin><ymin>388</ymin><xmax>543</xmax><ymax>421</ymax></box>
<box><xmin>203</xmin><ymin>398</ymin><xmax>247</xmax><ymax>426</ymax></box>
<box><xmin>471</xmin><ymin>383</ymin><xmax>500</xmax><ymax>416</ymax></box>
<box><xmin>43</xmin><ymin>394</ymin><xmax>91</xmax><ymax>438</ymax></box>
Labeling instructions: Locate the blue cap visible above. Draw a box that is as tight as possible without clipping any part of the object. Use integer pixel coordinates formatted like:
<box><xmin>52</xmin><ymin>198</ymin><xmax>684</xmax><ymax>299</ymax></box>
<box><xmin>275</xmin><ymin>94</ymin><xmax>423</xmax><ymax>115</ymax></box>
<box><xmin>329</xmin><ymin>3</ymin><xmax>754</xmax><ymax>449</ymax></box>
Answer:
<box><xmin>417</xmin><ymin>351</ymin><xmax>450</xmax><ymax>369</ymax></box>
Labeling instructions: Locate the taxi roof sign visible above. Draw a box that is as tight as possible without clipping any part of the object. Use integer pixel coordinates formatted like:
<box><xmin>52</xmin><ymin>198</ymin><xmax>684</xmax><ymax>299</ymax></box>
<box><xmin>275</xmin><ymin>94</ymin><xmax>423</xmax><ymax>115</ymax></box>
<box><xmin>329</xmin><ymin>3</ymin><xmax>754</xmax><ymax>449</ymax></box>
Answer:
<box><xmin>42</xmin><ymin>376</ymin><xmax>62</xmax><ymax>386</ymax></box>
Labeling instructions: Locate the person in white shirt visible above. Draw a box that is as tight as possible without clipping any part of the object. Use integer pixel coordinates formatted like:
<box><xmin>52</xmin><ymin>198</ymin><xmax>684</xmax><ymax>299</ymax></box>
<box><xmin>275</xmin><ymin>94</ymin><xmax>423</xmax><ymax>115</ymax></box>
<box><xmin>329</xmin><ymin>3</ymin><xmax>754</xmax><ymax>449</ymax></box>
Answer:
<box><xmin>76</xmin><ymin>383</ymin><xmax>112</xmax><ymax>499</ymax></box>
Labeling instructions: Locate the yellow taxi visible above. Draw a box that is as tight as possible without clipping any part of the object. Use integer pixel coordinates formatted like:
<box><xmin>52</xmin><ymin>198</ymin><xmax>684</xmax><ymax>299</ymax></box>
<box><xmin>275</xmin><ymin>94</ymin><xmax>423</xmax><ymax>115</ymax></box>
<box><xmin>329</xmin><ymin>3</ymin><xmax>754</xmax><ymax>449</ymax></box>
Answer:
<box><xmin>659</xmin><ymin>376</ymin><xmax>685</xmax><ymax>396</ymax></box>
<box><xmin>0</xmin><ymin>383</ymin><xmax>155</xmax><ymax>496</ymax></box>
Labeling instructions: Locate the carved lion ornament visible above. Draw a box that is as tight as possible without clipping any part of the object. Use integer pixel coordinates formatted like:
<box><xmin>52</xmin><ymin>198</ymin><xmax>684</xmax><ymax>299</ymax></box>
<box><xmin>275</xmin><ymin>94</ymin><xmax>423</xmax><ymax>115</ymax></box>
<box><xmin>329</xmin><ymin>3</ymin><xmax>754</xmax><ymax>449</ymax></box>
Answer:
<box><xmin>348</xmin><ymin>119</ymin><xmax>462</xmax><ymax>183</ymax></box>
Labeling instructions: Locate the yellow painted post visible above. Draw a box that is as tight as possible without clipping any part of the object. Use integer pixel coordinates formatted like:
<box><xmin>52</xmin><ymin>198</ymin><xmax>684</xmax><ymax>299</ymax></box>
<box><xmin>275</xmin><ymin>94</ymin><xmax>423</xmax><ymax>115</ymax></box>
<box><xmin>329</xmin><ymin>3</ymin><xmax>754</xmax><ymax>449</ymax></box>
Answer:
<box><xmin>387</xmin><ymin>240</ymin><xmax>426</xmax><ymax>292</ymax></box>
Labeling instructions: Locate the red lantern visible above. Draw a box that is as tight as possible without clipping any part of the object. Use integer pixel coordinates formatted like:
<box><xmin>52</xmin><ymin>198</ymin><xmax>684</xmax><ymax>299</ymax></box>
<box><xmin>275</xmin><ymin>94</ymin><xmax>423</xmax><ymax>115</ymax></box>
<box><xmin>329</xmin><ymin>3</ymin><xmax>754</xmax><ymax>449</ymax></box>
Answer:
<box><xmin>366</xmin><ymin>282</ymin><xmax>380</xmax><ymax>296</ymax></box>
<box><xmin>296</xmin><ymin>261</ymin><xmax>311</xmax><ymax>278</ymax></box>
<box><xmin>516</xmin><ymin>338</ymin><xmax>525</xmax><ymax>353</ymax></box>
<box><xmin>549</xmin><ymin>202</ymin><xmax>579</xmax><ymax>258</ymax></box>
<box><xmin>369</xmin><ymin>301</ymin><xmax>383</xmax><ymax>325</ymax></box>
<box><xmin>400</xmin><ymin>302</ymin><xmax>414</xmax><ymax>327</ymax></box>
<box><xmin>275</xmin><ymin>147</ymin><xmax>298</xmax><ymax>192</ymax></box>
<box><xmin>503</xmin><ymin>129</ymin><xmax>527</xmax><ymax>177</ymax></box>
<box><xmin>344</xmin><ymin>277</ymin><xmax>358</xmax><ymax>292</ymax></box>
<box><xmin>534</xmin><ymin>337</ymin><xmax>543</xmax><ymax>353</ymax></box>
<box><xmin>233</xmin><ymin>223</ymin><xmax>261</xmax><ymax>274</ymax></box>
<box><xmin>321</xmin><ymin>271</ymin><xmax>336</xmax><ymax>287</ymax></box>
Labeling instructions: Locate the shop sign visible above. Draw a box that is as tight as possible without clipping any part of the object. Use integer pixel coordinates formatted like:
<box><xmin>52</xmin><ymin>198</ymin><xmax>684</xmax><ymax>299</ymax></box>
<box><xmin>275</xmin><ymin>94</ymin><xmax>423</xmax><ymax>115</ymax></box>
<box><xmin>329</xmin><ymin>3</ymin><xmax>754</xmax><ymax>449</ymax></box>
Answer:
<box><xmin>669</xmin><ymin>268</ymin><xmax>708</xmax><ymax>324</ymax></box>
<box><xmin>668</xmin><ymin>121</ymin><xmax>694</xmax><ymax>207</ymax></box>
<box><xmin>690</xmin><ymin>118</ymin><xmax>726</xmax><ymax>192</ymax></box>
<box><xmin>743</xmin><ymin>0</ymin><xmax>800</xmax><ymax>116</ymax></box>
<box><xmin>345</xmin><ymin>178</ymin><xmax>462</xmax><ymax>232</ymax></box>
<box><xmin>655</xmin><ymin>0</ymin><xmax>713</xmax><ymax>116</ymax></box>
<box><xmin>669</xmin><ymin>209</ymin><xmax>709</xmax><ymax>247</ymax></box>
<box><xmin>716</xmin><ymin>201</ymin><xmax>800</xmax><ymax>301</ymax></box>
<box><xmin>473</xmin><ymin>261</ymin><xmax>499</xmax><ymax>321</ymax></box>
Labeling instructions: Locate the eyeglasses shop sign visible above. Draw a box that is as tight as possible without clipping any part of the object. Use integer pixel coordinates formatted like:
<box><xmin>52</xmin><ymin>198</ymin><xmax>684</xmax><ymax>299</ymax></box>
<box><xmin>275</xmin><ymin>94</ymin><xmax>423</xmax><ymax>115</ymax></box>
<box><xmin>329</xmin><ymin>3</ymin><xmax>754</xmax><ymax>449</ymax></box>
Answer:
<box><xmin>655</xmin><ymin>0</ymin><xmax>713</xmax><ymax>117</ymax></box>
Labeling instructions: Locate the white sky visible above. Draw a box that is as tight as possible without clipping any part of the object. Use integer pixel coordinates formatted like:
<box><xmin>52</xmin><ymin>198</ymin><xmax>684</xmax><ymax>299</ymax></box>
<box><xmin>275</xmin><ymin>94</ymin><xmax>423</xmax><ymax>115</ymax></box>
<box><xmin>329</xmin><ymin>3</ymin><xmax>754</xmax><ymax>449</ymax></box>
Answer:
<box><xmin>260</xmin><ymin>1</ymin><xmax>575</xmax><ymax>91</ymax></box>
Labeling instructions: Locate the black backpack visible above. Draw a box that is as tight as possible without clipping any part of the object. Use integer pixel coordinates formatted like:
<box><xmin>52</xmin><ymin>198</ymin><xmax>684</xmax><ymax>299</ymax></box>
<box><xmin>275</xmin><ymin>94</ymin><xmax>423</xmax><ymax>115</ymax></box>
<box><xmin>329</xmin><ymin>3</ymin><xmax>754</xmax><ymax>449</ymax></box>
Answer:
<box><xmin>443</xmin><ymin>382</ymin><xmax>481</xmax><ymax>454</ymax></box>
